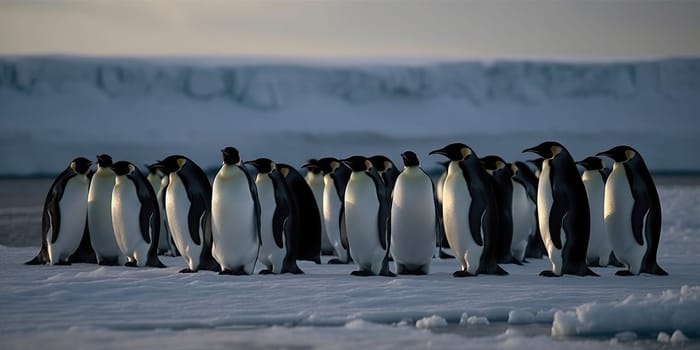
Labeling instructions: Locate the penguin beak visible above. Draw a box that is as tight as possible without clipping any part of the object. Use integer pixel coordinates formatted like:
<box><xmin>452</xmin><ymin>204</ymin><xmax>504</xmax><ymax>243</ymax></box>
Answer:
<box><xmin>595</xmin><ymin>150</ymin><xmax>612</xmax><ymax>158</ymax></box>
<box><xmin>428</xmin><ymin>148</ymin><xmax>445</xmax><ymax>156</ymax></box>
<box><xmin>522</xmin><ymin>146</ymin><xmax>539</xmax><ymax>155</ymax></box>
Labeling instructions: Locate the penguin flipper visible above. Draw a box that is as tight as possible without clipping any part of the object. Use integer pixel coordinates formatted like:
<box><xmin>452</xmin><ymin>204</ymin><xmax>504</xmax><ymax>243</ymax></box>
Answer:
<box><xmin>272</xmin><ymin>209</ymin><xmax>286</xmax><ymax>249</ymax></box>
<box><xmin>339</xmin><ymin>206</ymin><xmax>349</xmax><ymax>251</ymax></box>
<box><xmin>630</xmin><ymin>202</ymin><xmax>649</xmax><ymax>246</ymax></box>
<box><xmin>187</xmin><ymin>198</ymin><xmax>204</xmax><ymax>245</ymax></box>
<box><xmin>548</xmin><ymin>191</ymin><xmax>567</xmax><ymax>250</ymax></box>
<box><xmin>139</xmin><ymin>203</ymin><xmax>155</xmax><ymax>244</ymax></box>
<box><xmin>467</xmin><ymin>202</ymin><xmax>485</xmax><ymax>246</ymax></box>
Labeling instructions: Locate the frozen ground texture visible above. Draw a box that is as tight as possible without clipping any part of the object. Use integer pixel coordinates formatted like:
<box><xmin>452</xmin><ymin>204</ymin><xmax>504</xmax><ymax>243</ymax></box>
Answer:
<box><xmin>0</xmin><ymin>180</ymin><xmax>699</xmax><ymax>349</ymax></box>
<box><xmin>1</xmin><ymin>56</ymin><xmax>700</xmax><ymax>175</ymax></box>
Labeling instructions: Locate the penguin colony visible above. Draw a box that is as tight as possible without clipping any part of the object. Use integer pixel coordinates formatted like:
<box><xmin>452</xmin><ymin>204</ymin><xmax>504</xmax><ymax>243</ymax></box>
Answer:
<box><xmin>26</xmin><ymin>141</ymin><xmax>668</xmax><ymax>277</ymax></box>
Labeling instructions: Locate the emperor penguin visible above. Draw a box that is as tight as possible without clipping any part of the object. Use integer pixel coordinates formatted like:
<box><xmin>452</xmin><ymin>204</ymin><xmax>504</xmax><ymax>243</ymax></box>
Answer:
<box><xmin>523</xmin><ymin>141</ymin><xmax>597</xmax><ymax>277</ymax></box>
<box><xmin>146</xmin><ymin>163</ymin><xmax>177</xmax><ymax>256</ymax></box>
<box><xmin>277</xmin><ymin>163</ymin><xmax>322</xmax><ymax>264</ymax></box>
<box><xmin>87</xmin><ymin>154</ymin><xmax>124</xmax><ymax>265</ymax></box>
<box><xmin>303</xmin><ymin>159</ymin><xmax>334</xmax><ymax>255</ymax></box>
<box><xmin>429</xmin><ymin>143</ymin><xmax>507</xmax><ymax>277</ymax></box>
<box><xmin>389</xmin><ymin>151</ymin><xmax>436</xmax><ymax>275</ymax></box>
<box><xmin>576</xmin><ymin>156</ymin><xmax>613</xmax><ymax>267</ymax></box>
<box><xmin>510</xmin><ymin>162</ymin><xmax>537</xmax><ymax>263</ymax></box>
<box><xmin>110</xmin><ymin>161</ymin><xmax>165</xmax><ymax>268</ymax></box>
<box><xmin>246</xmin><ymin>158</ymin><xmax>304</xmax><ymax>274</ymax></box>
<box><xmin>480</xmin><ymin>155</ymin><xmax>520</xmax><ymax>265</ymax></box>
<box><xmin>318</xmin><ymin>157</ymin><xmax>352</xmax><ymax>264</ymax></box>
<box><xmin>342</xmin><ymin>156</ymin><xmax>394</xmax><ymax>277</ymax></box>
<box><xmin>369</xmin><ymin>155</ymin><xmax>400</xmax><ymax>194</ymax></box>
<box><xmin>211</xmin><ymin>147</ymin><xmax>261</xmax><ymax>275</ymax></box>
<box><xmin>517</xmin><ymin>161</ymin><xmax>547</xmax><ymax>259</ymax></box>
<box><xmin>434</xmin><ymin>161</ymin><xmax>453</xmax><ymax>259</ymax></box>
<box><xmin>26</xmin><ymin>157</ymin><xmax>93</xmax><ymax>265</ymax></box>
<box><xmin>159</xmin><ymin>155</ymin><xmax>219</xmax><ymax>273</ymax></box>
<box><xmin>597</xmin><ymin>145</ymin><xmax>667</xmax><ymax>276</ymax></box>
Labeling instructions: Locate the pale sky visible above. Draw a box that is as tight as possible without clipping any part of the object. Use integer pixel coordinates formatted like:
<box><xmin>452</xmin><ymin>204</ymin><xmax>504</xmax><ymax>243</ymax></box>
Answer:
<box><xmin>1</xmin><ymin>0</ymin><xmax>699</xmax><ymax>60</ymax></box>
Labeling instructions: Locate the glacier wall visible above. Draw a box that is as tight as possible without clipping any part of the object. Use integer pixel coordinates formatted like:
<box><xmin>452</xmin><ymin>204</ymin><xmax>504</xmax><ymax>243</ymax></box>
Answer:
<box><xmin>1</xmin><ymin>56</ymin><xmax>699</xmax><ymax>110</ymax></box>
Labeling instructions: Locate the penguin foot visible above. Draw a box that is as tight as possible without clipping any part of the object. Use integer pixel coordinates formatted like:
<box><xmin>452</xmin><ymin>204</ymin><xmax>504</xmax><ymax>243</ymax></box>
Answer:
<box><xmin>179</xmin><ymin>268</ymin><xmax>197</xmax><ymax>273</ymax></box>
<box><xmin>328</xmin><ymin>259</ymin><xmax>349</xmax><ymax>265</ymax></box>
<box><xmin>97</xmin><ymin>258</ymin><xmax>120</xmax><ymax>266</ymax></box>
<box><xmin>55</xmin><ymin>260</ymin><xmax>72</xmax><ymax>266</ymax></box>
<box><xmin>259</xmin><ymin>269</ymin><xmax>274</xmax><ymax>275</ymax></box>
<box><xmin>579</xmin><ymin>268</ymin><xmax>599</xmax><ymax>277</ymax></box>
<box><xmin>125</xmin><ymin>261</ymin><xmax>138</xmax><ymax>267</ymax></box>
<box><xmin>453</xmin><ymin>270</ymin><xmax>475</xmax><ymax>278</ymax></box>
<box><xmin>539</xmin><ymin>270</ymin><xmax>561</xmax><ymax>277</ymax></box>
<box><xmin>380</xmin><ymin>271</ymin><xmax>397</xmax><ymax>277</ymax></box>
<box><xmin>220</xmin><ymin>268</ymin><xmax>248</xmax><ymax>276</ymax></box>
<box><xmin>615</xmin><ymin>270</ymin><xmax>636</xmax><ymax>276</ymax></box>
<box><xmin>351</xmin><ymin>270</ymin><xmax>374</xmax><ymax>277</ymax></box>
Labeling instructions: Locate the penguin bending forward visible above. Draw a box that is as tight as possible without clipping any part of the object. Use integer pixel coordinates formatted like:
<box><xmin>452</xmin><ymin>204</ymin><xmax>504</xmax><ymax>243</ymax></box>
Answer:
<box><xmin>429</xmin><ymin>143</ymin><xmax>507</xmax><ymax>277</ymax></box>
<box><xmin>342</xmin><ymin>156</ymin><xmax>395</xmax><ymax>277</ymax></box>
<box><xmin>110</xmin><ymin>161</ymin><xmax>165</xmax><ymax>268</ymax></box>
<box><xmin>523</xmin><ymin>141</ymin><xmax>597</xmax><ymax>277</ymax></box>
<box><xmin>158</xmin><ymin>155</ymin><xmax>219</xmax><ymax>273</ymax></box>
<box><xmin>597</xmin><ymin>145</ymin><xmax>667</xmax><ymax>276</ymax></box>
<box><xmin>27</xmin><ymin>157</ymin><xmax>93</xmax><ymax>265</ymax></box>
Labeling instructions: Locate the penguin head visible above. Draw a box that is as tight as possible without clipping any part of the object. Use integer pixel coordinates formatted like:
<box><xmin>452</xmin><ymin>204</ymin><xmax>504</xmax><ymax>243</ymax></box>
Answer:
<box><xmin>576</xmin><ymin>156</ymin><xmax>605</xmax><ymax>170</ymax></box>
<box><xmin>221</xmin><ymin>147</ymin><xmax>241</xmax><ymax>165</ymax></box>
<box><xmin>301</xmin><ymin>158</ymin><xmax>322</xmax><ymax>174</ymax></box>
<box><xmin>111</xmin><ymin>161</ymin><xmax>136</xmax><ymax>176</ymax></box>
<box><xmin>70</xmin><ymin>157</ymin><xmax>92</xmax><ymax>175</ymax></box>
<box><xmin>597</xmin><ymin>145</ymin><xmax>637</xmax><ymax>163</ymax></box>
<box><xmin>96</xmin><ymin>154</ymin><xmax>113</xmax><ymax>168</ymax></box>
<box><xmin>480</xmin><ymin>155</ymin><xmax>507</xmax><ymax>173</ymax></box>
<box><xmin>317</xmin><ymin>157</ymin><xmax>344</xmax><ymax>175</ymax></box>
<box><xmin>369</xmin><ymin>155</ymin><xmax>394</xmax><ymax>173</ymax></box>
<box><xmin>429</xmin><ymin>143</ymin><xmax>473</xmax><ymax>161</ymax></box>
<box><xmin>522</xmin><ymin>141</ymin><xmax>566</xmax><ymax>159</ymax></box>
<box><xmin>145</xmin><ymin>163</ymin><xmax>162</xmax><ymax>175</ymax></box>
<box><xmin>160</xmin><ymin>155</ymin><xmax>189</xmax><ymax>174</ymax></box>
<box><xmin>246</xmin><ymin>158</ymin><xmax>275</xmax><ymax>174</ymax></box>
<box><xmin>342</xmin><ymin>156</ymin><xmax>372</xmax><ymax>172</ymax></box>
<box><xmin>401</xmin><ymin>151</ymin><xmax>420</xmax><ymax>167</ymax></box>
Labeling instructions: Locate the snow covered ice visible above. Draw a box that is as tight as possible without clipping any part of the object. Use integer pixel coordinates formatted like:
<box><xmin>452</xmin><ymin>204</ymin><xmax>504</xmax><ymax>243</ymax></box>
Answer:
<box><xmin>1</xmin><ymin>56</ymin><xmax>700</xmax><ymax>349</ymax></box>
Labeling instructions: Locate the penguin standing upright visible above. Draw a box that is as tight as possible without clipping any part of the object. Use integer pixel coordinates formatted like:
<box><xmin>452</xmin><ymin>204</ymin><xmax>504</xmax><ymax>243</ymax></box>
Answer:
<box><xmin>302</xmin><ymin>159</ymin><xmax>334</xmax><ymax>255</ymax></box>
<box><xmin>211</xmin><ymin>147</ymin><xmax>261</xmax><ymax>275</ymax></box>
<box><xmin>434</xmin><ymin>161</ymin><xmax>453</xmax><ymax>258</ymax></box>
<box><xmin>517</xmin><ymin>161</ymin><xmax>546</xmax><ymax>259</ymax></box>
<box><xmin>523</xmin><ymin>141</ymin><xmax>597</xmax><ymax>277</ymax></box>
<box><xmin>318</xmin><ymin>157</ymin><xmax>352</xmax><ymax>264</ymax></box>
<box><xmin>110</xmin><ymin>161</ymin><xmax>165</xmax><ymax>268</ymax></box>
<box><xmin>87</xmin><ymin>154</ymin><xmax>123</xmax><ymax>265</ymax></box>
<box><xmin>429</xmin><ymin>143</ymin><xmax>507</xmax><ymax>277</ymax></box>
<box><xmin>389</xmin><ymin>151</ymin><xmax>436</xmax><ymax>275</ymax></box>
<box><xmin>246</xmin><ymin>158</ymin><xmax>303</xmax><ymax>274</ymax></box>
<box><xmin>159</xmin><ymin>155</ymin><xmax>219</xmax><ymax>273</ymax></box>
<box><xmin>577</xmin><ymin>156</ymin><xmax>613</xmax><ymax>267</ymax></box>
<box><xmin>509</xmin><ymin>163</ymin><xmax>537</xmax><ymax>263</ymax></box>
<box><xmin>342</xmin><ymin>156</ymin><xmax>394</xmax><ymax>277</ymax></box>
<box><xmin>597</xmin><ymin>145</ymin><xmax>667</xmax><ymax>276</ymax></box>
<box><xmin>146</xmin><ymin>163</ymin><xmax>176</xmax><ymax>256</ymax></box>
<box><xmin>480</xmin><ymin>155</ymin><xmax>520</xmax><ymax>265</ymax></box>
<box><xmin>27</xmin><ymin>157</ymin><xmax>93</xmax><ymax>265</ymax></box>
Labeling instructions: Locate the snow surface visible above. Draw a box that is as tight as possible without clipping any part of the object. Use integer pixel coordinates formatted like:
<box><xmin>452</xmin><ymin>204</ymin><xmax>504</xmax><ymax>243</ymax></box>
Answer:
<box><xmin>2</xmin><ymin>177</ymin><xmax>699</xmax><ymax>349</ymax></box>
<box><xmin>1</xmin><ymin>56</ymin><xmax>700</xmax><ymax>176</ymax></box>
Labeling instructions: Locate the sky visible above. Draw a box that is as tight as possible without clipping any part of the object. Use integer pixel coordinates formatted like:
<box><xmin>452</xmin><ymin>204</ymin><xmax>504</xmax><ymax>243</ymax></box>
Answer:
<box><xmin>0</xmin><ymin>0</ymin><xmax>699</xmax><ymax>60</ymax></box>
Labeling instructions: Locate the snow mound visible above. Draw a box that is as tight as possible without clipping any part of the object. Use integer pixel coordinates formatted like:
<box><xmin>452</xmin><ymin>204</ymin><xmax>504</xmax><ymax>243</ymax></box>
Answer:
<box><xmin>465</xmin><ymin>316</ymin><xmax>490</xmax><ymax>326</ymax></box>
<box><xmin>415</xmin><ymin>315</ymin><xmax>447</xmax><ymax>329</ymax></box>
<box><xmin>552</xmin><ymin>285</ymin><xmax>700</xmax><ymax>336</ymax></box>
<box><xmin>507</xmin><ymin>310</ymin><xmax>535</xmax><ymax>324</ymax></box>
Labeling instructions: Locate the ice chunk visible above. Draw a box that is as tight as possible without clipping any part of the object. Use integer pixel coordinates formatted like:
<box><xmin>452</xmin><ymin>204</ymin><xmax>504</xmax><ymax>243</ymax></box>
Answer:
<box><xmin>507</xmin><ymin>310</ymin><xmax>535</xmax><ymax>325</ymax></box>
<box><xmin>415</xmin><ymin>315</ymin><xmax>447</xmax><ymax>329</ymax></box>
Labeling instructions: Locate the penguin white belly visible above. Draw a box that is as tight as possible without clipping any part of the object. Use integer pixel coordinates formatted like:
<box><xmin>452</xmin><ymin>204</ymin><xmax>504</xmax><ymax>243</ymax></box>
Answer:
<box><xmin>345</xmin><ymin>174</ymin><xmax>384</xmax><ymax>274</ymax></box>
<box><xmin>166</xmin><ymin>174</ymin><xmax>202</xmax><ymax>271</ymax></box>
<box><xmin>307</xmin><ymin>173</ymin><xmax>332</xmax><ymax>253</ymax></box>
<box><xmin>211</xmin><ymin>167</ymin><xmax>258</xmax><ymax>273</ymax></box>
<box><xmin>49</xmin><ymin>176</ymin><xmax>89</xmax><ymax>264</ymax></box>
<box><xmin>510</xmin><ymin>181</ymin><xmax>532</xmax><ymax>262</ymax></box>
<box><xmin>537</xmin><ymin>162</ymin><xmax>566</xmax><ymax>275</ymax></box>
<box><xmin>583</xmin><ymin>171</ymin><xmax>611</xmax><ymax>266</ymax></box>
<box><xmin>111</xmin><ymin>178</ymin><xmax>150</xmax><ymax>266</ymax></box>
<box><xmin>256</xmin><ymin>175</ymin><xmax>286</xmax><ymax>273</ymax></box>
<box><xmin>605</xmin><ymin>164</ymin><xmax>646</xmax><ymax>273</ymax></box>
<box><xmin>390</xmin><ymin>170</ymin><xmax>435</xmax><ymax>269</ymax></box>
<box><xmin>88</xmin><ymin>169</ymin><xmax>122</xmax><ymax>262</ymax></box>
<box><xmin>442</xmin><ymin>165</ymin><xmax>481</xmax><ymax>274</ymax></box>
<box><xmin>323</xmin><ymin>176</ymin><xmax>347</xmax><ymax>261</ymax></box>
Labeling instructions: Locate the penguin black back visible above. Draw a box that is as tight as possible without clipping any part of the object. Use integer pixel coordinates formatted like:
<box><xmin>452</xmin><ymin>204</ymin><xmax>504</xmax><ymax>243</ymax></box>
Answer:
<box><xmin>278</xmin><ymin>163</ymin><xmax>322</xmax><ymax>264</ymax></box>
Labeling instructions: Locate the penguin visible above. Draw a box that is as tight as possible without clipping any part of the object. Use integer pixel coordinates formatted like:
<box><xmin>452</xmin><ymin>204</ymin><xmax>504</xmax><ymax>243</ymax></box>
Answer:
<box><xmin>523</xmin><ymin>141</ymin><xmax>597</xmax><ymax>277</ymax></box>
<box><xmin>576</xmin><ymin>156</ymin><xmax>613</xmax><ymax>267</ymax></box>
<box><xmin>246</xmin><ymin>158</ymin><xmax>303</xmax><ymax>274</ymax></box>
<box><xmin>110</xmin><ymin>161</ymin><xmax>166</xmax><ymax>268</ymax></box>
<box><xmin>211</xmin><ymin>147</ymin><xmax>261</xmax><ymax>275</ymax></box>
<box><xmin>302</xmin><ymin>159</ymin><xmax>334</xmax><ymax>255</ymax></box>
<box><xmin>509</xmin><ymin>162</ymin><xmax>537</xmax><ymax>263</ymax></box>
<box><xmin>146</xmin><ymin>163</ymin><xmax>176</xmax><ymax>256</ymax></box>
<box><xmin>277</xmin><ymin>163</ymin><xmax>322</xmax><ymax>264</ymax></box>
<box><xmin>26</xmin><ymin>157</ymin><xmax>93</xmax><ymax>265</ymax></box>
<box><xmin>480</xmin><ymin>155</ymin><xmax>520</xmax><ymax>265</ymax></box>
<box><xmin>317</xmin><ymin>157</ymin><xmax>352</xmax><ymax>264</ymax></box>
<box><xmin>87</xmin><ymin>154</ymin><xmax>124</xmax><ymax>265</ymax></box>
<box><xmin>342</xmin><ymin>156</ymin><xmax>394</xmax><ymax>277</ymax></box>
<box><xmin>159</xmin><ymin>155</ymin><xmax>219</xmax><ymax>273</ymax></box>
<box><xmin>389</xmin><ymin>151</ymin><xmax>436</xmax><ymax>275</ymax></box>
<box><xmin>434</xmin><ymin>161</ymin><xmax>453</xmax><ymax>259</ymax></box>
<box><xmin>516</xmin><ymin>161</ymin><xmax>547</xmax><ymax>259</ymax></box>
<box><xmin>429</xmin><ymin>143</ymin><xmax>507</xmax><ymax>277</ymax></box>
<box><xmin>369</xmin><ymin>155</ymin><xmax>400</xmax><ymax>194</ymax></box>
<box><xmin>597</xmin><ymin>145</ymin><xmax>667</xmax><ymax>276</ymax></box>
